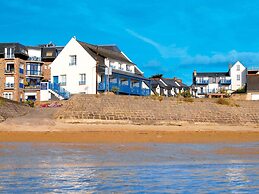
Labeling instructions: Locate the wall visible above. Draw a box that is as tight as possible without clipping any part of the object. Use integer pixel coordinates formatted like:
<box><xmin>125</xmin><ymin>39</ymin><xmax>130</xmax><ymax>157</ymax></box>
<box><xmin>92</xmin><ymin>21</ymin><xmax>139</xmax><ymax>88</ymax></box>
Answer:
<box><xmin>56</xmin><ymin>94</ymin><xmax>259</xmax><ymax>125</ymax></box>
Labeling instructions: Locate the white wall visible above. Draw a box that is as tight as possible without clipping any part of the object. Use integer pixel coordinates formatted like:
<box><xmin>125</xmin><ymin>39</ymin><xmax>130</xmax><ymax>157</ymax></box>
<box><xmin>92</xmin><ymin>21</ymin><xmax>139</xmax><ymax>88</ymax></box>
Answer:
<box><xmin>230</xmin><ymin>61</ymin><xmax>247</xmax><ymax>91</ymax></box>
<box><xmin>50</xmin><ymin>37</ymin><xmax>97</xmax><ymax>94</ymax></box>
<box><xmin>28</xmin><ymin>48</ymin><xmax>41</xmax><ymax>57</ymax></box>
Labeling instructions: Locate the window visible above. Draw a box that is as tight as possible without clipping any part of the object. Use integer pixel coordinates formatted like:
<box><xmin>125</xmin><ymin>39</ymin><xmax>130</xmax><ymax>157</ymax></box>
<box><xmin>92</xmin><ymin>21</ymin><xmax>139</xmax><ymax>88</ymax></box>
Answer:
<box><xmin>27</xmin><ymin>63</ymin><xmax>41</xmax><ymax>76</ymax></box>
<box><xmin>237</xmin><ymin>65</ymin><xmax>240</xmax><ymax>71</ymax></box>
<box><xmin>60</xmin><ymin>75</ymin><xmax>66</xmax><ymax>86</ymax></box>
<box><xmin>3</xmin><ymin>92</ymin><xmax>13</xmax><ymax>100</ymax></box>
<box><xmin>237</xmin><ymin>74</ymin><xmax>240</xmax><ymax>81</ymax></box>
<box><xmin>79</xmin><ymin>73</ymin><xmax>86</xmax><ymax>85</ymax></box>
<box><xmin>46</xmin><ymin>51</ymin><xmax>53</xmax><ymax>57</ymax></box>
<box><xmin>212</xmin><ymin>77</ymin><xmax>216</xmax><ymax>83</ymax></box>
<box><xmin>5</xmin><ymin>63</ymin><xmax>15</xmax><ymax>73</ymax></box>
<box><xmin>5</xmin><ymin>77</ymin><xmax>14</xmax><ymax>89</ymax></box>
<box><xmin>69</xmin><ymin>55</ymin><xmax>77</xmax><ymax>65</ymax></box>
<box><xmin>5</xmin><ymin>48</ymin><xmax>15</xmax><ymax>58</ymax></box>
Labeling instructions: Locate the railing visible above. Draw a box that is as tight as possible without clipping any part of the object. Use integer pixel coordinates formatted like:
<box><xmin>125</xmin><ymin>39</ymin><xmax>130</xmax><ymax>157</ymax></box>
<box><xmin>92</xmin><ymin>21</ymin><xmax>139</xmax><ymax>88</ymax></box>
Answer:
<box><xmin>49</xmin><ymin>82</ymin><xmax>71</xmax><ymax>99</ymax></box>
<box><xmin>5</xmin><ymin>83</ymin><xmax>14</xmax><ymax>89</ymax></box>
<box><xmin>196</xmin><ymin>80</ymin><xmax>209</xmax><ymax>85</ymax></box>
<box><xmin>28</xmin><ymin>56</ymin><xmax>42</xmax><ymax>61</ymax></box>
<box><xmin>98</xmin><ymin>82</ymin><xmax>150</xmax><ymax>96</ymax></box>
<box><xmin>19</xmin><ymin>68</ymin><xmax>24</xmax><ymax>74</ymax></box>
<box><xmin>5</xmin><ymin>69</ymin><xmax>15</xmax><ymax>74</ymax></box>
<box><xmin>24</xmin><ymin>85</ymin><xmax>41</xmax><ymax>90</ymax></box>
<box><xmin>19</xmin><ymin>83</ymin><xmax>24</xmax><ymax>88</ymax></box>
<box><xmin>219</xmin><ymin>80</ymin><xmax>231</xmax><ymax>84</ymax></box>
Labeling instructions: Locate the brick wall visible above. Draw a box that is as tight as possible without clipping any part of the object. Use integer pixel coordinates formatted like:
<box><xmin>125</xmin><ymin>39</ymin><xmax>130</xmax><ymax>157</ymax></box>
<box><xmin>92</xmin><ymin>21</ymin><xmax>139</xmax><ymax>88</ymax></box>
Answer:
<box><xmin>56</xmin><ymin>94</ymin><xmax>259</xmax><ymax>125</ymax></box>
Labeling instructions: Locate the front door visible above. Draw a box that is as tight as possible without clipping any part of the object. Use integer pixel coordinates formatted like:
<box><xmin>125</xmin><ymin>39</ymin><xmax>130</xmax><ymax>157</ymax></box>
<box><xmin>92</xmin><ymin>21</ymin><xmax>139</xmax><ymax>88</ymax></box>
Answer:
<box><xmin>53</xmin><ymin>76</ymin><xmax>59</xmax><ymax>84</ymax></box>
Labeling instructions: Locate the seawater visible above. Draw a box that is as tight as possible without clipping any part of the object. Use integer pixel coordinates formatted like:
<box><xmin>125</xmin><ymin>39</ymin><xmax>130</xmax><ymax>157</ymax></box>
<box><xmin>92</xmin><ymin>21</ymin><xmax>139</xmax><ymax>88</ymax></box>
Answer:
<box><xmin>0</xmin><ymin>142</ymin><xmax>258</xmax><ymax>193</ymax></box>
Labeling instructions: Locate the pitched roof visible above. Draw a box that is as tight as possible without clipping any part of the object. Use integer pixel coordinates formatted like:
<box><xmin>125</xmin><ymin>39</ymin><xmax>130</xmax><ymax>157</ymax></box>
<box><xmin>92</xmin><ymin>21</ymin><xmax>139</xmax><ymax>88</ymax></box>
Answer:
<box><xmin>196</xmin><ymin>72</ymin><xmax>230</xmax><ymax>77</ymax></box>
<box><xmin>77</xmin><ymin>40</ymin><xmax>135</xmax><ymax>65</ymax></box>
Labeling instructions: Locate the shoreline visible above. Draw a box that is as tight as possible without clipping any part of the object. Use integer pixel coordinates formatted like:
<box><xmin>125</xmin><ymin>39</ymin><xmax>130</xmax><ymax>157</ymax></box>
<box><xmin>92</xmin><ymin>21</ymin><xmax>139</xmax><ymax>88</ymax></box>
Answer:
<box><xmin>0</xmin><ymin>122</ymin><xmax>259</xmax><ymax>143</ymax></box>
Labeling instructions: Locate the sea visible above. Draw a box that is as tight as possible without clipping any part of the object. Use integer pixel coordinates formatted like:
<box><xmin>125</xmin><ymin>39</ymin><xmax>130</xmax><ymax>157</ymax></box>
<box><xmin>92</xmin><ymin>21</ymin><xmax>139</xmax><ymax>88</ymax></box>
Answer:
<box><xmin>0</xmin><ymin>142</ymin><xmax>258</xmax><ymax>193</ymax></box>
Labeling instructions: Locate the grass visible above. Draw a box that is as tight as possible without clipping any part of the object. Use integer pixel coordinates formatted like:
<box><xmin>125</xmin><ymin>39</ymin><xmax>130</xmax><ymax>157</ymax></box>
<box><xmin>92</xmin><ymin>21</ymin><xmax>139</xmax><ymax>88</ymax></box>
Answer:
<box><xmin>215</xmin><ymin>98</ymin><xmax>240</xmax><ymax>107</ymax></box>
<box><xmin>0</xmin><ymin>98</ymin><xmax>5</xmax><ymax>106</ymax></box>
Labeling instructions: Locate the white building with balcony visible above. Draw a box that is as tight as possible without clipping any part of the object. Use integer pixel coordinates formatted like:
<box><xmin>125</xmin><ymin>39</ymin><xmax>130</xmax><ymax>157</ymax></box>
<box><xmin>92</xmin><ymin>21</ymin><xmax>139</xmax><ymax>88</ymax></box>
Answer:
<box><xmin>49</xmin><ymin>37</ymin><xmax>150</xmax><ymax>99</ymax></box>
<box><xmin>192</xmin><ymin>61</ymin><xmax>247</xmax><ymax>97</ymax></box>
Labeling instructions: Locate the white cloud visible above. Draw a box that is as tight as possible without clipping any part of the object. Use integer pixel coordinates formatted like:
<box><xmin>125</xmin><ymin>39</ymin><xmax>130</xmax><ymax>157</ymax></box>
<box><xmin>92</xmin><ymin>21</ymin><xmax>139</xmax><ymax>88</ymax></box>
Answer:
<box><xmin>126</xmin><ymin>29</ymin><xmax>259</xmax><ymax>66</ymax></box>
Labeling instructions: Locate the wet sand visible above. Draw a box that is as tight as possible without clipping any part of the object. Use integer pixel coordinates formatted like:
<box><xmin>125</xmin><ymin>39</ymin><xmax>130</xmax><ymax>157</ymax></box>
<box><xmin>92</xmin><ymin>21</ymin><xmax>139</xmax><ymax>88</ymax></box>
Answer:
<box><xmin>0</xmin><ymin>122</ymin><xmax>259</xmax><ymax>143</ymax></box>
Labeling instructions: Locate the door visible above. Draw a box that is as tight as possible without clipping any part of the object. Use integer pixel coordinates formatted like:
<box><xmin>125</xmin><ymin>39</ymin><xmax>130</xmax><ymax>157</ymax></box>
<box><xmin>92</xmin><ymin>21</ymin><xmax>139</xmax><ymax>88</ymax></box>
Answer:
<box><xmin>53</xmin><ymin>76</ymin><xmax>59</xmax><ymax>84</ymax></box>
<box><xmin>53</xmin><ymin>76</ymin><xmax>59</xmax><ymax>90</ymax></box>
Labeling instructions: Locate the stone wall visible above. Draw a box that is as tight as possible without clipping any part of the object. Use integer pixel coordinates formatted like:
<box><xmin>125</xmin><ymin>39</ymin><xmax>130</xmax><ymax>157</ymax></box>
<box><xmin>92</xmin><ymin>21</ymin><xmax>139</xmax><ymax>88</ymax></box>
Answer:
<box><xmin>56</xmin><ymin>94</ymin><xmax>259</xmax><ymax>125</ymax></box>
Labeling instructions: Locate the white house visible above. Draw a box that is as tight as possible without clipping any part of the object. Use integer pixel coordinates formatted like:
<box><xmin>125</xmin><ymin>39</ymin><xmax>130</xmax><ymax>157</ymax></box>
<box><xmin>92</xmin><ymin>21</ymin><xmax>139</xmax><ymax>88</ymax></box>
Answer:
<box><xmin>48</xmin><ymin>37</ymin><xmax>150</xmax><ymax>99</ymax></box>
<box><xmin>192</xmin><ymin>61</ymin><xmax>247</xmax><ymax>97</ymax></box>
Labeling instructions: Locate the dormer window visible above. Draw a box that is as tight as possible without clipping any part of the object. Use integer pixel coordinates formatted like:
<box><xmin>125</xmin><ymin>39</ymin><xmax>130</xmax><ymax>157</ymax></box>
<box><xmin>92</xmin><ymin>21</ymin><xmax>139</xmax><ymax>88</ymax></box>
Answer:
<box><xmin>5</xmin><ymin>48</ymin><xmax>15</xmax><ymax>59</ymax></box>
<box><xmin>46</xmin><ymin>51</ymin><xmax>53</xmax><ymax>57</ymax></box>
<box><xmin>69</xmin><ymin>55</ymin><xmax>77</xmax><ymax>65</ymax></box>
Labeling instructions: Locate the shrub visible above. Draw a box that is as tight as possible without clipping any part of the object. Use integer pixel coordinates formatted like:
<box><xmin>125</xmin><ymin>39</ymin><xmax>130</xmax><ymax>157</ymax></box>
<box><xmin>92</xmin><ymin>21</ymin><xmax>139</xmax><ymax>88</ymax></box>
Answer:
<box><xmin>24</xmin><ymin>100</ymin><xmax>34</xmax><ymax>107</ymax></box>
<box><xmin>183</xmin><ymin>98</ymin><xmax>194</xmax><ymax>103</ymax></box>
<box><xmin>111</xmin><ymin>86</ymin><xmax>119</xmax><ymax>93</ymax></box>
<box><xmin>216</xmin><ymin>98</ymin><xmax>231</xmax><ymax>106</ymax></box>
<box><xmin>235</xmin><ymin>86</ymin><xmax>246</xmax><ymax>93</ymax></box>
<box><xmin>180</xmin><ymin>90</ymin><xmax>192</xmax><ymax>98</ymax></box>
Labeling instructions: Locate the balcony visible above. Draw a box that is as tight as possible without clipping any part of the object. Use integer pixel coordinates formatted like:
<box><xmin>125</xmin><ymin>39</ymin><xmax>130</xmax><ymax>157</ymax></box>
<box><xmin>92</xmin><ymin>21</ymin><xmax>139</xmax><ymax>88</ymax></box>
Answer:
<box><xmin>24</xmin><ymin>85</ymin><xmax>41</xmax><ymax>90</ymax></box>
<box><xmin>26</xmin><ymin>70</ymin><xmax>43</xmax><ymax>77</ymax></box>
<box><xmin>27</xmin><ymin>56</ymin><xmax>42</xmax><ymax>62</ymax></box>
<box><xmin>5</xmin><ymin>83</ymin><xmax>14</xmax><ymax>89</ymax></box>
<box><xmin>219</xmin><ymin>79</ymin><xmax>231</xmax><ymax>85</ymax></box>
<box><xmin>196</xmin><ymin>80</ymin><xmax>209</xmax><ymax>85</ymax></box>
<box><xmin>98</xmin><ymin>82</ymin><xmax>150</xmax><ymax>96</ymax></box>
<box><xmin>5</xmin><ymin>54</ymin><xmax>15</xmax><ymax>59</ymax></box>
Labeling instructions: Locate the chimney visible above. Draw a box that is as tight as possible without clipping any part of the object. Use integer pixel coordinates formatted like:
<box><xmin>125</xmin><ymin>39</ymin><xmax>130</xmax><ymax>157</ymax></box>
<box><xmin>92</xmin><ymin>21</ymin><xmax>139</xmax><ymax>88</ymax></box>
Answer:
<box><xmin>193</xmin><ymin>70</ymin><xmax>197</xmax><ymax>77</ymax></box>
<box><xmin>228</xmin><ymin>64</ymin><xmax>232</xmax><ymax>70</ymax></box>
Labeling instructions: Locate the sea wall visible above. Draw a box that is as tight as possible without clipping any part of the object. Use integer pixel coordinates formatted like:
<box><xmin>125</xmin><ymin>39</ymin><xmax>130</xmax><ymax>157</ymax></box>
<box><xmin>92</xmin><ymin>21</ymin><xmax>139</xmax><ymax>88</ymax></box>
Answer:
<box><xmin>55</xmin><ymin>94</ymin><xmax>259</xmax><ymax>126</ymax></box>
<box><xmin>0</xmin><ymin>98</ymin><xmax>30</xmax><ymax>122</ymax></box>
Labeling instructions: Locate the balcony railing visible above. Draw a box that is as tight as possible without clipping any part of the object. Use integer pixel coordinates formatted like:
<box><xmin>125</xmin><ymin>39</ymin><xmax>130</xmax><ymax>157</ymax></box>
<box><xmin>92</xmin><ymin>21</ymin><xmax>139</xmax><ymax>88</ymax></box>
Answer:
<box><xmin>5</xmin><ymin>69</ymin><xmax>15</xmax><ymax>74</ymax></box>
<box><xmin>5</xmin><ymin>83</ymin><xmax>14</xmax><ymax>89</ymax></box>
<box><xmin>219</xmin><ymin>80</ymin><xmax>231</xmax><ymax>85</ymax></box>
<box><xmin>28</xmin><ymin>56</ymin><xmax>42</xmax><ymax>61</ymax></box>
<box><xmin>98</xmin><ymin>82</ymin><xmax>150</xmax><ymax>96</ymax></box>
<box><xmin>24</xmin><ymin>85</ymin><xmax>41</xmax><ymax>90</ymax></box>
<box><xmin>196</xmin><ymin>80</ymin><xmax>209</xmax><ymax>85</ymax></box>
<box><xmin>49</xmin><ymin>82</ymin><xmax>70</xmax><ymax>99</ymax></box>
<box><xmin>5</xmin><ymin>54</ymin><xmax>15</xmax><ymax>59</ymax></box>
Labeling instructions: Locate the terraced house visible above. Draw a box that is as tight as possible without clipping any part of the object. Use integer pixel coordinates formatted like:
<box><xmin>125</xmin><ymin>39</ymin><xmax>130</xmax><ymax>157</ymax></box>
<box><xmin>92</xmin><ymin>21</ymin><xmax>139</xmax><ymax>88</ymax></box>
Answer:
<box><xmin>0</xmin><ymin>42</ymin><xmax>62</xmax><ymax>102</ymax></box>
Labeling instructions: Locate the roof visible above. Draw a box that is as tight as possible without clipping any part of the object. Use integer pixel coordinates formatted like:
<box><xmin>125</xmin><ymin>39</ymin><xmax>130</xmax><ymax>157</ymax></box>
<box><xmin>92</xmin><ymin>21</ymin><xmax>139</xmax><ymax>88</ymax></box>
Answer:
<box><xmin>77</xmin><ymin>40</ymin><xmax>135</xmax><ymax>65</ymax></box>
<box><xmin>0</xmin><ymin>43</ymin><xmax>28</xmax><ymax>55</ymax></box>
<box><xmin>196</xmin><ymin>72</ymin><xmax>230</xmax><ymax>77</ymax></box>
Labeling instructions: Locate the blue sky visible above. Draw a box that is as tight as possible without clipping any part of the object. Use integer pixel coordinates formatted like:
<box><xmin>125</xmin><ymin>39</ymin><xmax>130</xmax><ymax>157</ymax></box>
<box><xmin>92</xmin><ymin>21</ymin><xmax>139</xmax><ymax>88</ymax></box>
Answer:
<box><xmin>1</xmin><ymin>0</ymin><xmax>259</xmax><ymax>84</ymax></box>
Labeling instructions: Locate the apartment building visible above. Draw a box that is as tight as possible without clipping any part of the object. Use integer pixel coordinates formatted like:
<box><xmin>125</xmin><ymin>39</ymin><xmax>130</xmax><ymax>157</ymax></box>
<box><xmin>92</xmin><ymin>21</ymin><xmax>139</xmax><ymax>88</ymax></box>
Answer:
<box><xmin>0</xmin><ymin>42</ymin><xmax>62</xmax><ymax>102</ymax></box>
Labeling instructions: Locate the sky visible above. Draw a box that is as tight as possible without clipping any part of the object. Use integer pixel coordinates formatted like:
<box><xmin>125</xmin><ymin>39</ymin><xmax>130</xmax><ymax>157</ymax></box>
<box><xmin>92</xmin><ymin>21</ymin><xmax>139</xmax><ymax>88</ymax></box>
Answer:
<box><xmin>1</xmin><ymin>0</ymin><xmax>259</xmax><ymax>84</ymax></box>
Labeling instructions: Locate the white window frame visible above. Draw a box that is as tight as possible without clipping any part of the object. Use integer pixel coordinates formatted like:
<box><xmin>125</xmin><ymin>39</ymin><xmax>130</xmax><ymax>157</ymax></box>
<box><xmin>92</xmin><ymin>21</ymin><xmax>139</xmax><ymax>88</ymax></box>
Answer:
<box><xmin>237</xmin><ymin>65</ymin><xmax>240</xmax><ymax>71</ymax></box>
<box><xmin>69</xmin><ymin>55</ymin><xmax>77</xmax><ymax>65</ymax></box>
<box><xmin>3</xmin><ymin>92</ymin><xmax>13</xmax><ymax>100</ymax></box>
<box><xmin>60</xmin><ymin>74</ymin><xmax>67</xmax><ymax>86</ymax></box>
<box><xmin>237</xmin><ymin>74</ymin><xmax>240</xmax><ymax>81</ymax></box>
<box><xmin>79</xmin><ymin>73</ymin><xmax>86</xmax><ymax>85</ymax></box>
<box><xmin>5</xmin><ymin>48</ymin><xmax>15</xmax><ymax>59</ymax></box>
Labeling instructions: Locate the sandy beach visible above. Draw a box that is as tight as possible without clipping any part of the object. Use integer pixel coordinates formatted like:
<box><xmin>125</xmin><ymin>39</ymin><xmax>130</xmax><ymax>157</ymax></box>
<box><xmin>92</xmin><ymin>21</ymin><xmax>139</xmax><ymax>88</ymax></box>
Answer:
<box><xmin>0</xmin><ymin>107</ymin><xmax>258</xmax><ymax>143</ymax></box>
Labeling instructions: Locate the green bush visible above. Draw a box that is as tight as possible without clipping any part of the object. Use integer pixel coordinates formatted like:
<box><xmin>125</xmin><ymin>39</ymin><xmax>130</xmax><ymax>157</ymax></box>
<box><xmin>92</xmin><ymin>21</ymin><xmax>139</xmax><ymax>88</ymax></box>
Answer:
<box><xmin>180</xmin><ymin>90</ymin><xmax>192</xmax><ymax>98</ymax></box>
<box><xmin>111</xmin><ymin>86</ymin><xmax>119</xmax><ymax>93</ymax></box>
<box><xmin>24</xmin><ymin>100</ymin><xmax>34</xmax><ymax>107</ymax></box>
